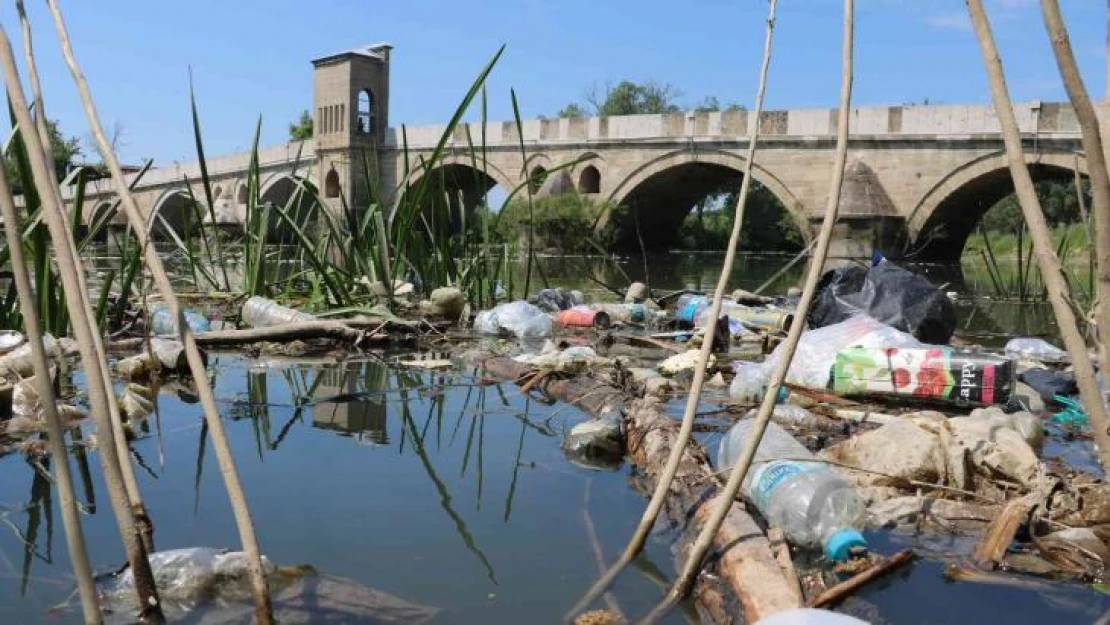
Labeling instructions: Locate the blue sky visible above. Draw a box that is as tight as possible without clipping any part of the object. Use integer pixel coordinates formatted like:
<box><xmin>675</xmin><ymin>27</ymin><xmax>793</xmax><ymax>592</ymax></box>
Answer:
<box><xmin>1</xmin><ymin>0</ymin><xmax>1105</xmax><ymax>166</ymax></box>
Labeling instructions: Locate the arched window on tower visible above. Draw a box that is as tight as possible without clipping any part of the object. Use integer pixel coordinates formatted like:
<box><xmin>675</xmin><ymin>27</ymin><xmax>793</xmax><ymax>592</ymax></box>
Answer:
<box><xmin>357</xmin><ymin>90</ymin><xmax>375</xmax><ymax>135</ymax></box>
<box><xmin>325</xmin><ymin>169</ymin><xmax>341</xmax><ymax>198</ymax></box>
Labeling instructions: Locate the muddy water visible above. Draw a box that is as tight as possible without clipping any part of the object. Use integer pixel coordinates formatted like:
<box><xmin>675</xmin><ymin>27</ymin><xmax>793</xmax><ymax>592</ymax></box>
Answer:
<box><xmin>0</xmin><ymin>251</ymin><xmax>1102</xmax><ymax>623</ymax></box>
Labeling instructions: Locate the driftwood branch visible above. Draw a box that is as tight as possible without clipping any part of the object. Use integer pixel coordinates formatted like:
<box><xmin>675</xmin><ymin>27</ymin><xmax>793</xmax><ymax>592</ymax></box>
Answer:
<box><xmin>807</xmin><ymin>549</ymin><xmax>915</xmax><ymax>608</ymax></box>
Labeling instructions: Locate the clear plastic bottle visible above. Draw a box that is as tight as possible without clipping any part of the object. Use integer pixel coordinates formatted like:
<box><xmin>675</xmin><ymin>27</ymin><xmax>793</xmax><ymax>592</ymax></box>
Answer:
<box><xmin>240</xmin><ymin>296</ymin><xmax>315</xmax><ymax>328</ymax></box>
<box><xmin>718</xmin><ymin>420</ymin><xmax>866</xmax><ymax>561</ymax></box>
<box><xmin>149</xmin><ymin>304</ymin><xmax>210</xmax><ymax>336</ymax></box>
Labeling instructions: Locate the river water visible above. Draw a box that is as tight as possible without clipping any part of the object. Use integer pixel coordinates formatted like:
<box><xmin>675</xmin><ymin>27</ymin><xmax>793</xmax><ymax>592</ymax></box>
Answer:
<box><xmin>0</xmin><ymin>252</ymin><xmax>1104</xmax><ymax>623</ymax></box>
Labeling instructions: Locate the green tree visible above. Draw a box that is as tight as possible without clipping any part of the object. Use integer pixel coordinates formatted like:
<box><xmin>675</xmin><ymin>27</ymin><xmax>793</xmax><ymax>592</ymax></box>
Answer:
<box><xmin>588</xmin><ymin>80</ymin><xmax>681</xmax><ymax>116</ymax></box>
<box><xmin>5</xmin><ymin>119</ymin><xmax>81</xmax><ymax>193</ymax></box>
<box><xmin>288</xmin><ymin>109</ymin><xmax>314</xmax><ymax>141</ymax></box>
<box><xmin>557</xmin><ymin>103</ymin><xmax>587</xmax><ymax>118</ymax></box>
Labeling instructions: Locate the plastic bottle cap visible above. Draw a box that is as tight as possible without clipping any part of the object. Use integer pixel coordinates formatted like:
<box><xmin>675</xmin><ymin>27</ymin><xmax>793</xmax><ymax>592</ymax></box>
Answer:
<box><xmin>825</xmin><ymin>528</ymin><xmax>867</xmax><ymax>561</ymax></box>
<box><xmin>775</xmin><ymin>387</ymin><xmax>788</xmax><ymax>404</ymax></box>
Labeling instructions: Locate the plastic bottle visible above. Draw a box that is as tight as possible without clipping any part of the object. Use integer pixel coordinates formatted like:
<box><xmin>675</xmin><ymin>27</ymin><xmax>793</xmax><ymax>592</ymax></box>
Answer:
<box><xmin>240</xmin><ymin>296</ymin><xmax>315</xmax><ymax>328</ymax></box>
<box><xmin>697</xmin><ymin>302</ymin><xmax>793</xmax><ymax>333</ymax></box>
<box><xmin>674</xmin><ymin>294</ymin><xmax>710</xmax><ymax>323</ymax></box>
<box><xmin>831</xmin><ymin>346</ymin><xmax>1015</xmax><ymax>407</ymax></box>
<box><xmin>149</xmin><ymin>304</ymin><xmax>211</xmax><ymax>336</ymax></box>
<box><xmin>718</xmin><ymin>420</ymin><xmax>867</xmax><ymax>561</ymax></box>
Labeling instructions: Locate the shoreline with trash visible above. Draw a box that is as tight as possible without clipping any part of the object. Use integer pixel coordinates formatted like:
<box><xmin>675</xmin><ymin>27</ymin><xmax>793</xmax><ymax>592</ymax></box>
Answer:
<box><xmin>1</xmin><ymin>258</ymin><xmax>1107</xmax><ymax>623</ymax></box>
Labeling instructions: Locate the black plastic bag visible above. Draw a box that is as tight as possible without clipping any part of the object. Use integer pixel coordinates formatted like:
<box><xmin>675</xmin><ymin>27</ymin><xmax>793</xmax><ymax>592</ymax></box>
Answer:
<box><xmin>808</xmin><ymin>262</ymin><xmax>957</xmax><ymax>344</ymax></box>
<box><xmin>534</xmin><ymin>288</ymin><xmax>583</xmax><ymax>313</ymax></box>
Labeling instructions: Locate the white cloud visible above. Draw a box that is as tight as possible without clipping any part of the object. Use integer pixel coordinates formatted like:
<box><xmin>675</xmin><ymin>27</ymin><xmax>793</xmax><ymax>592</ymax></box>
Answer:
<box><xmin>925</xmin><ymin>13</ymin><xmax>971</xmax><ymax>32</ymax></box>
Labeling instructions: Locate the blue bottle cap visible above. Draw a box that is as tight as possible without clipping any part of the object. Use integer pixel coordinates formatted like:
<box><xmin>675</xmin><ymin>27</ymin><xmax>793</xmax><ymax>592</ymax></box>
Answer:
<box><xmin>775</xmin><ymin>387</ymin><xmax>788</xmax><ymax>404</ymax></box>
<box><xmin>825</xmin><ymin>528</ymin><xmax>867</xmax><ymax>561</ymax></box>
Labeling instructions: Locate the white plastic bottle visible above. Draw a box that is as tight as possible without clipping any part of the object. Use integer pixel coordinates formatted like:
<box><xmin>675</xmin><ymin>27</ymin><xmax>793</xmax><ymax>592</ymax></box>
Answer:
<box><xmin>718</xmin><ymin>420</ymin><xmax>867</xmax><ymax>561</ymax></box>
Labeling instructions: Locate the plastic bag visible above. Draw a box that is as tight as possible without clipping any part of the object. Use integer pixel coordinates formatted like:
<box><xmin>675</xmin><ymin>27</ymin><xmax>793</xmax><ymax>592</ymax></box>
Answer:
<box><xmin>1019</xmin><ymin>368</ymin><xmax>1077</xmax><ymax>403</ymax></box>
<box><xmin>808</xmin><ymin>262</ymin><xmax>956</xmax><ymax>344</ymax></box>
<box><xmin>1005</xmin><ymin>337</ymin><xmax>1069</xmax><ymax>364</ymax></box>
<box><xmin>534</xmin><ymin>288</ymin><xmax>584</xmax><ymax>313</ymax></box>
<box><xmin>473</xmin><ymin>301</ymin><xmax>553</xmax><ymax>339</ymax></box>
<box><xmin>764</xmin><ymin>315</ymin><xmax>922</xmax><ymax>390</ymax></box>
<box><xmin>102</xmin><ymin>548</ymin><xmax>277</xmax><ymax>616</ymax></box>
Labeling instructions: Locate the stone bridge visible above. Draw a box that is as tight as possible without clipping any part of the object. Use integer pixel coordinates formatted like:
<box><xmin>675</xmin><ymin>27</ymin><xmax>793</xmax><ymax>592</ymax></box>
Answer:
<box><xmin>67</xmin><ymin>44</ymin><xmax>1090</xmax><ymax>262</ymax></box>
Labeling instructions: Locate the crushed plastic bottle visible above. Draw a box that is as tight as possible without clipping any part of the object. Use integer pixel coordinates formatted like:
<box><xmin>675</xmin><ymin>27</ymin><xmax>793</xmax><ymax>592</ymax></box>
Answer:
<box><xmin>240</xmin><ymin>296</ymin><xmax>316</xmax><ymax>328</ymax></box>
<box><xmin>718</xmin><ymin>420</ymin><xmax>867</xmax><ymax>561</ymax></box>
<box><xmin>149</xmin><ymin>304</ymin><xmax>210</xmax><ymax>336</ymax></box>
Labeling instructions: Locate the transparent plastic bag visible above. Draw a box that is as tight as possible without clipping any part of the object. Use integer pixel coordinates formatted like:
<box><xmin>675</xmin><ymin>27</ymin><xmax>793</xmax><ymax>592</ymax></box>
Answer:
<box><xmin>1005</xmin><ymin>337</ymin><xmax>1069</xmax><ymax>364</ymax></box>
<box><xmin>473</xmin><ymin>301</ymin><xmax>553</xmax><ymax>338</ymax></box>
<box><xmin>101</xmin><ymin>548</ymin><xmax>275</xmax><ymax>617</ymax></box>
<box><xmin>763</xmin><ymin>315</ymin><xmax>921</xmax><ymax>390</ymax></box>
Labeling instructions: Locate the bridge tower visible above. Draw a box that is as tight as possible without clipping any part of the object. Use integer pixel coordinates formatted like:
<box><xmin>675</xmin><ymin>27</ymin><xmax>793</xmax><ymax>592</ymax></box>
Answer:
<box><xmin>311</xmin><ymin>43</ymin><xmax>392</xmax><ymax>213</ymax></box>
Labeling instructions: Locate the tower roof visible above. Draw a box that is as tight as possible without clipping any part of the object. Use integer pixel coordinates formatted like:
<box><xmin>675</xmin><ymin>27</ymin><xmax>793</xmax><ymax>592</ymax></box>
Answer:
<box><xmin>312</xmin><ymin>43</ymin><xmax>393</xmax><ymax>67</ymax></box>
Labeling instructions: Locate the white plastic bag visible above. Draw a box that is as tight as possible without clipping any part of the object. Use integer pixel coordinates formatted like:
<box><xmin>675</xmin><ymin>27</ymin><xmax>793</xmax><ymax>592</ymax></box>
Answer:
<box><xmin>763</xmin><ymin>315</ymin><xmax>922</xmax><ymax>390</ymax></box>
<box><xmin>473</xmin><ymin>301</ymin><xmax>553</xmax><ymax>339</ymax></box>
<box><xmin>1005</xmin><ymin>337</ymin><xmax>1068</xmax><ymax>364</ymax></box>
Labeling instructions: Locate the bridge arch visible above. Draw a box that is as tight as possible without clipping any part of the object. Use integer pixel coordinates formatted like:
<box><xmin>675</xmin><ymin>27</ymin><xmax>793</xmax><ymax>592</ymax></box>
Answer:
<box><xmin>908</xmin><ymin>150</ymin><xmax>1088</xmax><ymax>261</ymax></box>
<box><xmin>602</xmin><ymin>148</ymin><xmax>809</xmax><ymax>249</ymax></box>
<box><xmin>149</xmin><ymin>189</ymin><xmax>200</xmax><ymax>241</ymax></box>
<box><xmin>400</xmin><ymin>155</ymin><xmax>516</xmax><ymax>232</ymax></box>
<box><xmin>258</xmin><ymin>173</ymin><xmax>321</xmax><ymax>241</ymax></box>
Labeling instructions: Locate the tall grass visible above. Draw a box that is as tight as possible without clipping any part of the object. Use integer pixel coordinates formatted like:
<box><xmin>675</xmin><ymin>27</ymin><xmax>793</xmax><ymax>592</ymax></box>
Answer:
<box><xmin>183</xmin><ymin>45</ymin><xmax>594</xmax><ymax>312</ymax></box>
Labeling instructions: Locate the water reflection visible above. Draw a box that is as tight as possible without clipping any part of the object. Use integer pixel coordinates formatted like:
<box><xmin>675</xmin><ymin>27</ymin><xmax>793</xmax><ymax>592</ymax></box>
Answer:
<box><xmin>311</xmin><ymin>361</ymin><xmax>390</xmax><ymax>445</ymax></box>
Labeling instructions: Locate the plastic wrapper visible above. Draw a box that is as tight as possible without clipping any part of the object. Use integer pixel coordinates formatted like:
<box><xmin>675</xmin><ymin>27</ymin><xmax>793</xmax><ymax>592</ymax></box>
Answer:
<box><xmin>473</xmin><ymin>301</ymin><xmax>553</xmax><ymax>339</ymax></box>
<box><xmin>1005</xmin><ymin>337</ymin><xmax>1069</xmax><ymax>364</ymax></box>
<box><xmin>808</xmin><ymin>261</ymin><xmax>956</xmax><ymax>344</ymax></box>
<box><xmin>763</xmin><ymin>314</ymin><xmax>922</xmax><ymax>390</ymax></box>
<box><xmin>241</xmin><ymin>296</ymin><xmax>315</xmax><ymax>328</ymax></box>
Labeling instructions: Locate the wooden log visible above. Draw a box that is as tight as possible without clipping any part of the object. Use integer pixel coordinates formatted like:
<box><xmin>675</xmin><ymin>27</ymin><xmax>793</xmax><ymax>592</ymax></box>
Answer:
<box><xmin>464</xmin><ymin>351</ymin><xmax>799</xmax><ymax>620</ymax></box>
<box><xmin>626</xmin><ymin>396</ymin><xmax>802</xmax><ymax>621</ymax></box>
<box><xmin>459</xmin><ymin>352</ymin><xmax>624</xmax><ymax>417</ymax></box>
<box><xmin>973</xmin><ymin>493</ymin><xmax>1038</xmax><ymax>569</ymax></box>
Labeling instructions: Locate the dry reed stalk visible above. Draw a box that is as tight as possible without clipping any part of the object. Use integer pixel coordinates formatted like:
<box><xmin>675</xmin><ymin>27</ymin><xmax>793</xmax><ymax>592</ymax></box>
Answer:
<box><xmin>0</xmin><ymin>22</ymin><xmax>164</xmax><ymax>623</ymax></box>
<box><xmin>639</xmin><ymin>0</ymin><xmax>854</xmax><ymax>621</ymax></box>
<box><xmin>0</xmin><ymin>144</ymin><xmax>100</xmax><ymax>623</ymax></box>
<box><xmin>564</xmin><ymin>1</ymin><xmax>781</xmax><ymax>619</ymax></box>
<box><xmin>14</xmin><ymin>0</ymin><xmax>155</xmax><ymax>553</ymax></box>
<box><xmin>1040</xmin><ymin>0</ymin><xmax>1110</xmax><ymax>411</ymax></box>
<box><xmin>43</xmin><ymin>2</ymin><xmax>274</xmax><ymax>620</ymax></box>
<box><xmin>967</xmin><ymin>0</ymin><xmax>1110</xmax><ymax>474</ymax></box>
